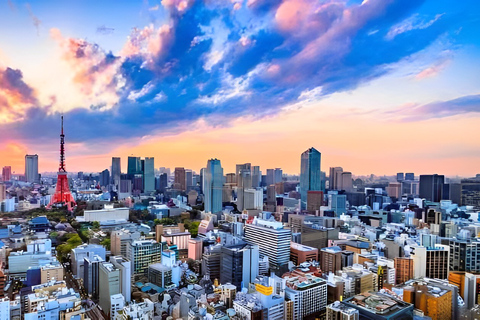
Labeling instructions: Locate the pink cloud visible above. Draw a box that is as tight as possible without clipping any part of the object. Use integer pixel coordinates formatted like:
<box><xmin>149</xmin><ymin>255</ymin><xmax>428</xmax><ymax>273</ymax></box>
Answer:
<box><xmin>50</xmin><ymin>28</ymin><xmax>122</xmax><ymax>108</ymax></box>
<box><xmin>414</xmin><ymin>58</ymin><xmax>450</xmax><ymax>80</ymax></box>
<box><xmin>0</xmin><ymin>66</ymin><xmax>38</xmax><ymax>122</ymax></box>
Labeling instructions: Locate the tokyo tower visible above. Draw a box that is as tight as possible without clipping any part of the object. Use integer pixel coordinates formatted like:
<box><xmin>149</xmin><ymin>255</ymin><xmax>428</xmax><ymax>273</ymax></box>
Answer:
<box><xmin>47</xmin><ymin>116</ymin><xmax>76</xmax><ymax>211</ymax></box>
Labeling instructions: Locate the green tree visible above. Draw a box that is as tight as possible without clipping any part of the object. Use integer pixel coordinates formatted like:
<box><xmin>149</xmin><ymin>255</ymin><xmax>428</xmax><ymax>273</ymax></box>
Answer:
<box><xmin>187</xmin><ymin>221</ymin><xmax>200</xmax><ymax>237</ymax></box>
<box><xmin>100</xmin><ymin>238</ymin><xmax>111</xmax><ymax>250</ymax></box>
<box><xmin>92</xmin><ymin>221</ymin><xmax>100</xmax><ymax>230</ymax></box>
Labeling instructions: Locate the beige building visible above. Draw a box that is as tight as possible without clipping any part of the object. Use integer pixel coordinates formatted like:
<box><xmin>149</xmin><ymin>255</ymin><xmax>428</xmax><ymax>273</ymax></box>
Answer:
<box><xmin>40</xmin><ymin>264</ymin><xmax>64</xmax><ymax>283</ymax></box>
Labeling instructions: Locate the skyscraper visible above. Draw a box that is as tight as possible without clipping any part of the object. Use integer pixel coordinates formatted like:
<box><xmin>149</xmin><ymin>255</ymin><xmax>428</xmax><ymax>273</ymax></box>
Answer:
<box><xmin>111</xmin><ymin>157</ymin><xmax>121</xmax><ymax>189</ymax></box>
<box><xmin>300</xmin><ymin>147</ymin><xmax>321</xmax><ymax>209</ymax></box>
<box><xmin>127</xmin><ymin>156</ymin><xmax>141</xmax><ymax>176</ymax></box>
<box><xmin>25</xmin><ymin>154</ymin><xmax>39</xmax><ymax>183</ymax></box>
<box><xmin>237</xmin><ymin>163</ymin><xmax>252</xmax><ymax>211</ymax></box>
<box><xmin>266</xmin><ymin>169</ymin><xmax>275</xmax><ymax>186</ymax></box>
<box><xmin>1</xmin><ymin>166</ymin><xmax>11</xmax><ymax>182</ymax></box>
<box><xmin>274</xmin><ymin>168</ymin><xmax>283</xmax><ymax>183</ymax></box>
<box><xmin>174</xmin><ymin>167</ymin><xmax>186</xmax><ymax>191</ymax></box>
<box><xmin>220</xmin><ymin>243</ymin><xmax>259</xmax><ymax>291</ymax></box>
<box><xmin>100</xmin><ymin>169</ymin><xmax>110</xmax><ymax>187</ymax></box>
<box><xmin>419</xmin><ymin>174</ymin><xmax>445</xmax><ymax>202</ymax></box>
<box><xmin>329</xmin><ymin>167</ymin><xmax>343</xmax><ymax>190</ymax></box>
<box><xmin>245</xmin><ymin>218</ymin><xmax>291</xmax><ymax>273</ymax></box>
<box><xmin>252</xmin><ymin>166</ymin><xmax>261</xmax><ymax>188</ymax></box>
<box><xmin>204</xmin><ymin>159</ymin><xmax>223</xmax><ymax>213</ymax></box>
<box><xmin>143</xmin><ymin>157</ymin><xmax>155</xmax><ymax>193</ymax></box>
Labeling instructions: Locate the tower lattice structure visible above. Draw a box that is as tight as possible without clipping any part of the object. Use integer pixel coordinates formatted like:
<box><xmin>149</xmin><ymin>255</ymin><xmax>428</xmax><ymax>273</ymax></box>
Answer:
<box><xmin>47</xmin><ymin>116</ymin><xmax>76</xmax><ymax>211</ymax></box>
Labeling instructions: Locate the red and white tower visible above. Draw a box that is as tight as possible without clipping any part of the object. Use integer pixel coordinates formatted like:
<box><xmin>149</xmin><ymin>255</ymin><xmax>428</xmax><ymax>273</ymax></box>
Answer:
<box><xmin>47</xmin><ymin>116</ymin><xmax>76</xmax><ymax>211</ymax></box>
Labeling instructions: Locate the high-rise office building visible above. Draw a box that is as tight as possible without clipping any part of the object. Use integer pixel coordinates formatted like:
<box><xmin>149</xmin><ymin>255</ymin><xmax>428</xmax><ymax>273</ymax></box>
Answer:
<box><xmin>25</xmin><ymin>154</ymin><xmax>39</xmax><ymax>183</ymax></box>
<box><xmin>284</xmin><ymin>276</ymin><xmax>327</xmax><ymax>319</ymax></box>
<box><xmin>394</xmin><ymin>257</ymin><xmax>413</xmax><ymax>285</ymax></box>
<box><xmin>0</xmin><ymin>184</ymin><xmax>5</xmax><ymax>202</ymax></box>
<box><xmin>204</xmin><ymin>159</ymin><xmax>223</xmax><ymax>214</ymax></box>
<box><xmin>185</xmin><ymin>169</ymin><xmax>193</xmax><ymax>189</ymax></box>
<box><xmin>419</xmin><ymin>174</ymin><xmax>445</xmax><ymax>202</ymax></box>
<box><xmin>320</xmin><ymin>247</ymin><xmax>343</xmax><ymax>275</ymax></box>
<box><xmin>252</xmin><ymin>166</ymin><xmax>261</xmax><ymax>188</ymax></box>
<box><xmin>236</xmin><ymin>163</ymin><xmax>251</xmax><ymax>182</ymax></box>
<box><xmin>1</xmin><ymin>166</ymin><xmax>11</xmax><ymax>182</ymax></box>
<box><xmin>266</xmin><ymin>169</ymin><xmax>275</xmax><ymax>186</ymax></box>
<box><xmin>245</xmin><ymin>218</ymin><xmax>291</xmax><ymax>272</ymax></box>
<box><xmin>329</xmin><ymin>167</ymin><xmax>343</xmax><ymax>191</ymax></box>
<box><xmin>300</xmin><ymin>148</ymin><xmax>321</xmax><ymax>209</ymax></box>
<box><xmin>306</xmin><ymin>191</ymin><xmax>323</xmax><ymax>213</ymax></box>
<box><xmin>127</xmin><ymin>240</ymin><xmax>163</xmax><ymax>275</ymax></box>
<box><xmin>274</xmin><ymin>168</ymin><xmax>283</xmax><ymax>184</ymax></box>
<box><xmin>109</xmin><ymin>256</ymin><xmax>132</xmax><ymax>303</ymax></box>
<box><xmin>220</xmin><ymin>244</ymin><xmax>259</xmax><ymax>290</ymax></box>
<box><xmin>127</xmin><ymin>156</ymin><xmax>141</xmax><ymax>176</ymax></box>
<box><xmin>237</xmin><ymin>163</ymin><xmax>252</xmax><ymax>211</ymax></box>
<box><xmin>405</xmin><ymin>173</ymin><xmax>415</xmax><ymax>181</ymax></box>
<box><xmin>341</xmin><ymin>172</ymin><xmax>353</xmax><ymax>192</ymax></box>
<box><xmin>99</xmin><ymin>169</ymin><xmax>110</xmax><ymax>187</ymax></box>
<box><xmin>84</xmin><ymin>255</ymin><xmax>104</xmax><ymax>299</ymax></box>
<box><xmin>396</xmin><ymin>172</ymin><xmax>404</xmax><ymax>182</ymax></box>
<box><xmin>111</xmin><ymin>157</ymin><xmax>121</xmax><ymax>189</ymax></box>
<box><xmin>98</xmin><ymin>262</ymin><xmax>121</xmax><ymax>318</ymax></box>
<box><xmin>174</xmin><ymin>167</ymin><xmax>186</xmax><ymax>191</ymax></box>
<box><xmin>156</xmin><ymin>173</ymin><xmax>168</xmax><ymax>192</ymax></box>
<box><xmin>143</xmin><ymin>157</ymin><xmax>155</xmax><ymax>193</ymax></box>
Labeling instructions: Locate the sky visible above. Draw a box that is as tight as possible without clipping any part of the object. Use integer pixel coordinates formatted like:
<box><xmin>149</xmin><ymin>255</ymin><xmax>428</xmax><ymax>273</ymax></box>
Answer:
<box><xmin>0</xmin><ymin>0</ymin><xmax>479</xmax><ymax>176</ymax></box>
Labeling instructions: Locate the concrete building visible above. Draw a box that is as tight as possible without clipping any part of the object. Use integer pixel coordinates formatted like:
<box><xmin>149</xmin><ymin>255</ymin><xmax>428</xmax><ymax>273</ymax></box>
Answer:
<box><xmin>40</xmin><ymin>264</ymin><xmax>64</xmax><ymax>284</ymax></box>
<box><xmin>98</xmin><ymin>262</ymin><xmax>121</xmax><ymax>318</ymax></box>
<box><xmin>244</xmin><ymin>218</ymin><xmax>291</xmax><ymax>273</ymax></box>
<box><xmin>111</xmin><ymin>157</ymin><xmax>121</xmax><ymax>190</ymax></box>
<box><xmin>394</xmin><ymin>257</ymin><xmax>413</xmax><ymax>285</ymax></box>
<box><xmin>307</xmin><ymin>191</ymin><xmax>324</xmax><ymax>213</ymax></box>
<box><xmin>71</xmin><ymin>244</ymin><xmax>106</xmax><ymax>277</ymax></box>
<box><xmin>81</xmin><ymin>205</ymin><xmax>129</xmax><ymax>222</ymax></box>
<box><xmin>148</xmin><ymin>263</ymin><xmax>173</xmax><ymax>289</ymax></box>
<box><xmin>188</xmin><ymin>238</ymin><xmax>203</xmax><ymax>261</ymax></box>
<box><xmin>109</xmin><ymin>256</ymin><xmax>132</xmax><ymax>303</ymax></box>
<box><xmin>111</xmin><ymin>229</ymin><xmax>141</xmax><ymax>257</ymax></box>
<box><xmin>321</xmin><ymin>246</ymin><xmax>342</xmax><ymax>275</ymax></box>
<box><xmin>25</xmin><ymin>154</ymin><xmax>39</xmax><ymax>183</ymax></box>
<box><xmin>109</xmin><ymin>294</ymin><xmax>125</xmax><ymax>320</ymax></box>
<box><xmin>84</xmin><ymin>255</ymin><xmax>104</xmax><ymax>299</ymax></box>
<box><xmin>284</xmin><ymin>273</ymin><xmax>327</xmax><ymax>319</ymax></box>
<box><xmin>342</xmin><ymin>292</ymin><xmax>414</xmax><ymax>320</ymax></box>
<box><xmin>174</xmin><ymin>167</ymin><xmax>186</xmax><ymax>191</ymax></box>
<box><xmin>419</xmin><ymin>174</ymin><xmax>445</xmax><ymax>202</ymax></box>
<box><xmin>220</xmin><ymin>243</ymin><xmax>259</xmax><ymax>290</ymax></box>
<box><xmin>127</xmin><ymin>239</ymin><xmax>162</xmax><ymax>275</ymax></box>
<box><xmin>290</xmin><ymin>242</ymin><xmax>318</xmax><ymax>266</ymax></box>
<box><xmin>326</xmin><ymin>301</ymin><xmax>359</xmax><ymax>320</ymax></box>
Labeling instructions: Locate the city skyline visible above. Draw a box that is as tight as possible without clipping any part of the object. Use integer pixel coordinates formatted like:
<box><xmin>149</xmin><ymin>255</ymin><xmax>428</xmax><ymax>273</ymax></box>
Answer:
<box><xmin>1</xmin><ymin>0</ymin><xmax>479</xmax><ymax>176</ymax></box>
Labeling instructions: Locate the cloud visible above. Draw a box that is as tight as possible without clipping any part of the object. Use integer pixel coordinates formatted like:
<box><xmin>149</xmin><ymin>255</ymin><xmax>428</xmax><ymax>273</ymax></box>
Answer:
<box><xmin>25</xmin><ymin>3</ymin><xmax>41</xmax><ymax>35</ymax></box>
<box><xmin>414</xmin><ymin>57</ymin><xmax>450</xmax><ymax>80</ymax></box>
<box><xmin>7</xmin><ymin>0</ymin><xmax>15</xmax><ymax>11</ymax></box>
<box><xmin>386</xmin><ymin>95</ymin><xmax>480</xmax><ymax>121</ymax></box>
<box><xmin>96</xmin><ymin>25</ymin><xmax>115</xmax><ymax>35</ymax></box>
<box><xmin>50</xmin><ymin>28</ymin><xmax>124</xmax><ymax>111</ymax></box>
<box><xmin>386</xmin><ymin>13</ymin><xmax>444</xmax><ymax>40</ymax></box>
<box><xmin>0</xmin><ymin>0</ymin><xmax>463</xmax><ymax>151</ymax></box>
<box><xmin>0</xmin><ymin>67</ymin><xmax>38</xmax><ymax>122</ymax></box>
